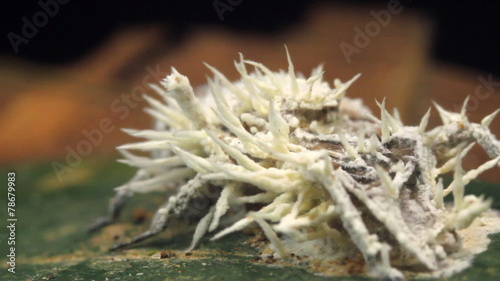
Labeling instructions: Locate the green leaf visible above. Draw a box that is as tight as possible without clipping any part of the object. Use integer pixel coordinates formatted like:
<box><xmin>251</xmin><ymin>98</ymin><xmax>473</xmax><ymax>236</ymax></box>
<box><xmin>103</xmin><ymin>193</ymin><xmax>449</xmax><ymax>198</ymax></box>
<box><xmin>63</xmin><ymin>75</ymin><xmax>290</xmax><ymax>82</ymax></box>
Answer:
<box><xmin>0</xmin><ymin>159</ymin><xmax>498</xmax><ymax>281</ymax></box>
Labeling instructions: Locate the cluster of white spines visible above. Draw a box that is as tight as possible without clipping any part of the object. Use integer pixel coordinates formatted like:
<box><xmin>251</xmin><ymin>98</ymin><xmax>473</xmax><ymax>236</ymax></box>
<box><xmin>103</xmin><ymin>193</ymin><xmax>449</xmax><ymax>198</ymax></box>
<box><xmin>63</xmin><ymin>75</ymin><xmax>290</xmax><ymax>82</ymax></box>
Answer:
<box><xmin>114</xmin><ymin>50</ymin><xmax>500</xmax><ymax>280</ymax></box>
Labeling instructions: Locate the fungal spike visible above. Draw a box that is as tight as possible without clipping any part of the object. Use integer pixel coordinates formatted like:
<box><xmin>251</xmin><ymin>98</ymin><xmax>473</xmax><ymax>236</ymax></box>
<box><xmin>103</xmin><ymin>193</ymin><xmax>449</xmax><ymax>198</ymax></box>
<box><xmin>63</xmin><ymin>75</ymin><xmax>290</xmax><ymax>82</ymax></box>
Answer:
<box><xmin>121</xmin><ymin>128</ymin><xmax>139</xmax><ymax>135</ymax></box>
<box><xmin>433</xmin><ymin>101</ymin><xmax>453</xmax><ymax>125</ymax></box>
<box><xmin>331</xmin><ymin>73</ymin><xmax>361</xmax><ymax>100</ymax></box>
<box><xmin>124</xmin><ymin>129</ymin><xmax>203</xmax><ymax>141</ymax></box>
<box><xmin>117</xmin><ymin>149</ymin><xmax>142</xmax><ymax>160</ymax></box>
<box><xmin>376</xmin><ymin>98</ymin><xmax>401</xmax><ymax>133</ymax></box>
<box><xmin>447</xmin><ymin>195</ymin><xmax>492</xmax><ymax>230</ymax></box>
<box><xmin>375</xmin><ymin>165</ymin><xmax>398</xmax><ymax>199</ymax></box>
<box><xmin>210</xmin><ymin>78</ymin><xmax>242</xmax><ymax>127</ymax></box>
<box><xmin>118</xmin><ymin>155</ymin><xmax>183</xmax><ymax>169</ymax></box>
<box><xmin>244</xmin><ymin>60</ymin><xmax>283</xmax><ymax>93</ymax></box>
<box><xmin>235</xmin><ymin>53</ymin><xmax>247</xmax><ymax>73</ymax></box>
<box><xmin>462</xmin><ymin>155</ymin><xmax>500</xmax><ymax>184</ymax></box>
<box><xmin>211</xmin><ymin>217</ymin><xmax>254</xmax><ymax>241</ymax></box>
<box><xmin>211</xmin><ymin>109</ymin><xmax>270</xmax><ymax>159</ymax></box>
<box><xmin>392</xmin><ymin>108</ymin><xmax>403</xmax><ymax>126</ymax></box>
<box><xmin>234</xmin><ymin>55</ymin><xmax>269</xmax><ymax>116</ymax></box>
<box><xmin>254</xmin><ymin>66</ymin><xmax>265</xmax><ymax>80</ymax></box>
<box><xmin>236</xmin><ymin>192</ymin><xmax>277</xmax><ymax>204</ymax></box>
<box><xmin>144</xmin><ymin>104</ymin><xmax>184</xmax><ymax>127</ymax></box>
<box><xmin>268</xmin><ymin>100</ymin><xmax>290</xmax><ymax>153</ymax></box>
<box><xmin>125</xmin><ymin>129</ymin><xmax>170</xmax><ymax>140</ymax></box>
<box><xmin>253</xmin><ymin>214</ymin><xmax>289</xmax><ymax>258</ymax></box>
<box><xmin>419</xmin><ymin>107</ymin><xmax>432</xmax><ymax>134</ymax></box>
<box><xmin>213</xmin><ymin>168</ymin><xmax>301</xmax><ymax>193</ymax></box>
<box><xmin>340</xmin><ymin>134</ymin><xmax>359</xmax><ymax>159</ymax></box>
<box><xmin>234</xmin><ymin>54</ymin><xmax>256</xmax><ymax>95</ymax></box>
<box><xmin>245</xmin><ymin>75</ymin><xmax>278</xmax><ymax>99</ymax></box>
<box><xmin>117</xmin><ymin>140</ymin><xmax>169</xmax><ymax>151</ymax></box>
<box><xmin>461</xmin><ymin>141</ymin><xmax>476</xmax><ymax>156</ymax></box>
<box><xmin>460</xmin><ymin>95</ymin><xmax>471</xmax><ymax>120</ymax></box>
<box><xmin>357</xmin><ymin>129</ymin><xmax>366</xmax><ymax>153</ymax></box>
<box><xmin>377</xmin><ymin>98</ymin><xmax>390</xmax><ymax>142</ymax></box>
<box><xmin>387</xmin><ymin>111</ymin><xmax>402</xmax><ymax>133</ymax></box>
<box><xmin>362</xmin><ymin>113</ymin><xmax>380</xmax><ymax>125</ymax></box>
<box><xmin>206</xmin><ymin>130</ymin><xmax>263</xmax><ymax>171</ymax></box>
<box><xmin>310</xmin><ymin>63</ymin><xmax>324</xmax><ymax>77</ymax></box>
<box><xmin>333</xmin><ymin>78</ymin><xmax>342</xmax><ymax>89</ymax></box>
<box><xmin>368</xmin><ymin>134</ymin><xmax>379</xmax><ymax>154</ymax></box>
<box><xmin>209</xmin><ymin>184</ymin><xmax>235</xmax><ymax>232</ymax></box>
<box><xmin>164</xmin><ymin>96</ymin><xmax>183</xmax><ymax>112</ymax></box>
<box><xmin>481</xmin><ymin>108</ymin><xmax>500</xmax><ymax>128</ymax></box>
<box><xmin>148</xmin><ymin>83</ymin><xmax>167</xmax><ymax>97</ymax></box>
<box><xmin>305</xmin><ymin>71</ymin><xmax>324</xmax><ymax>99</ymax></box>
<box><xmin>169</xmin><ymin>144</ymin><xmax>217</xmax><ymax>174</ymax></box>
<box><xmin>204</xmin><ymin>62</ymin><xmax>247</xmax><ymax>101</ymax></box>
<box><xmin>306</xmin><ymin>71</ymin><xmax>324</xmax><ymax>84</ymax></box>
<box><xmin>451</xmin><ymin>152</ymin><xmax>465</xmax><ymax>210</ymax></box>
<box><xmin>142</xmin><ymin>94</ymin><xmax>164</xmax><ymax>109</ymax></box>
<box><xmin>207</xmin><ymin>77</ymin><xmax>227</xmax><ymax>106</ymax></box>
<box><xmin>285</xmin><ymin>45</ymin><xmax>299</xmax><ymax>98</ymax></box>
<box><xmin>143</xmin><ymin>95</ymin><xmax>191</xmax><ymax>128</ymax></box>
<box><xmin>435</xmin><ymin>142</ymin><xmax>475</xmax><ymax>175</ymax></box>
<box><xmin>214</xmin><ymin>107</ymin><xmax>297</xmax><ymax>164</ymax></box>
<box><xmin>187</xmin><ymin>206</ymin><xmax>215</xmax><ymax>251</ymax></box>
<box><xmin>435</xmin><ymin>178</ymin><xmax>444</xmax><ymax>209</ymax></box>
<box><xmin>163</xmin><ymin>71</ymin><xmax>208</xmax><ymax>129</ymax></box>
<box><xmin>115</xmin><ymin>168</ymin><xmax>195</xmax><ymax>194</ymax></box>
<box><xmin>143</xmin><ymin>108</ymin><xmax>178</xmax><ymax>129</ymax></box>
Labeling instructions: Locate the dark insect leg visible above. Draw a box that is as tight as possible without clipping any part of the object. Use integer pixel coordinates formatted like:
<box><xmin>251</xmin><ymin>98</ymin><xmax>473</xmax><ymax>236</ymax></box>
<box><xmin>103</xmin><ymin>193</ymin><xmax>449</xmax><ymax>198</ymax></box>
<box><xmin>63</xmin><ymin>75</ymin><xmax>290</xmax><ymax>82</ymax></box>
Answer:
<box><xmin>110</xmin><ymin>201</ymin><xmax>172</xmax><ymax>251</ymax></box>
<box><xmin>88</xmin><ymin>170</ymin><xmax>150</xmax><ymax>232</ymax></box>
<box><xmin>88</xmin><ymin>189</ymin><xmax>131</xmax><ymax>232</ymax></box>
<box><xmin>108</xmin><ymin>176</ymin><xmax>221</xmax><ymax>251</ymax></box>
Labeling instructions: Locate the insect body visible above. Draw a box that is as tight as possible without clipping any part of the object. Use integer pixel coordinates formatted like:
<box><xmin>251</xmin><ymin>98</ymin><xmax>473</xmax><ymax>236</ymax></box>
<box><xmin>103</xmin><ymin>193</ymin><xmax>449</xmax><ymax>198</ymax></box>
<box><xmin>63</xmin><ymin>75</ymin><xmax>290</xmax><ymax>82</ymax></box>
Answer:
<box><xmin>90</xmin><ymin>50</ymin><xmax>500</xmax><ymax>280</ymax></box>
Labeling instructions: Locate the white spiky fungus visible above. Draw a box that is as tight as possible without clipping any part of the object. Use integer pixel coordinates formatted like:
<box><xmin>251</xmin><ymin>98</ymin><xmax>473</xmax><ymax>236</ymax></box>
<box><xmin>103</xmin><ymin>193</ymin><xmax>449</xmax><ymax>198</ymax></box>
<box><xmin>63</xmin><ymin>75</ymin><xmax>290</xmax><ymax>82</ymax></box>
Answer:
<box><xmin>91</xmin><ymin>50</ymin><xmax>500</xmax><ymax>281</ymax></box>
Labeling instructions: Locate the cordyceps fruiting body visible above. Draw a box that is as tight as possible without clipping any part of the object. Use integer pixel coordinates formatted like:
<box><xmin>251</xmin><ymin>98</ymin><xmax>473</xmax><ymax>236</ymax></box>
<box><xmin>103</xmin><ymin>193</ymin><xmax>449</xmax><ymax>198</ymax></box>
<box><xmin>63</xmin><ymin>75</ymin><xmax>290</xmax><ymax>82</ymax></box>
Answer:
<box><xmin>90</xmin><ymin>49</ymin><xmax>500</xmax><ymax>280</ymax></box>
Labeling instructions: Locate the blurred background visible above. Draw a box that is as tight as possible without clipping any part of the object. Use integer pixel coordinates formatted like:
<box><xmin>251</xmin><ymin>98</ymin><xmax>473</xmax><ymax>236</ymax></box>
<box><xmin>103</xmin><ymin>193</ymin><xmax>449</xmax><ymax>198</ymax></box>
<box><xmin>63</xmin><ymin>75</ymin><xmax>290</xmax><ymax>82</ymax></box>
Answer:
<box><xmin>0</xmin><ymin>0</ymin><xmax>499</xmax><ymax>183</ymax></box>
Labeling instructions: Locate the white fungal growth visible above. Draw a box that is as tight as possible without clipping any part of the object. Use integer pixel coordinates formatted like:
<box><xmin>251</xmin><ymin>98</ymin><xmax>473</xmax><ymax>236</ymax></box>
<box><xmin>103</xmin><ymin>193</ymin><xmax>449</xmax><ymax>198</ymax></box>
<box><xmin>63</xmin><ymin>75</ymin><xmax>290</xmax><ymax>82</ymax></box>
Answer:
<box><xmin>92</xmin><ymin>50</ymin><xmax>500</xmax><ymax>280</ymax></box>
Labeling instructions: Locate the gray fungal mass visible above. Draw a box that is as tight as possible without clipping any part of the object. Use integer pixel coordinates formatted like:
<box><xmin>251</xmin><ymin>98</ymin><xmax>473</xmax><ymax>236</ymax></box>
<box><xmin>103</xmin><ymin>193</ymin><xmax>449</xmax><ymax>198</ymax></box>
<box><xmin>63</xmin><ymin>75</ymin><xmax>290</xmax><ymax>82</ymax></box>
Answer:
<box><xmin>90</xmin><ymin>50</ymin><xmax>500</xmax><ymax>280</ymax></box>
